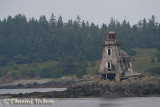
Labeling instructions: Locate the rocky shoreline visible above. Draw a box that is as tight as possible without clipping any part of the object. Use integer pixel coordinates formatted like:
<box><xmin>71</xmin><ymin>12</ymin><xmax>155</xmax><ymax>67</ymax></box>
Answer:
<box><xmin>0</xmin><ymin>75</ymin><xmax>93</xmax><ymax>89</ymax></box>
<box><xmin>1</xmin><ymin>75</ymin><xmax>160</xmax><ymax>98</ymax></box>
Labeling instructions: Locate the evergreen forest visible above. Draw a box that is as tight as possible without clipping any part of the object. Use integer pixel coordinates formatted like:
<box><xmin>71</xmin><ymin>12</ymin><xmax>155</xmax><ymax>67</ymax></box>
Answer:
<box><xmin>0</xmin><ymin>14</ymin><xmax>160</xmax><ymax>78</ymax></box>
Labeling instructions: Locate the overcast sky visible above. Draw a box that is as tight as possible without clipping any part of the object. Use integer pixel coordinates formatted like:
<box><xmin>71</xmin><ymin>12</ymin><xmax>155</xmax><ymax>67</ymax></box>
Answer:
<box><xmin>0</xmin><ymin>0</ymin><xmax>160</xmax><ymax>26</ymax></box>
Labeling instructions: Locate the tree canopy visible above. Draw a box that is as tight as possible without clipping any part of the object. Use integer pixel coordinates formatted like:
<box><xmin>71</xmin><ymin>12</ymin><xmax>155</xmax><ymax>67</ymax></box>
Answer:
<box><xmin>0</xmin><ymin>14</ymin><xmax>159</xmax><ymax>66</ymax></box>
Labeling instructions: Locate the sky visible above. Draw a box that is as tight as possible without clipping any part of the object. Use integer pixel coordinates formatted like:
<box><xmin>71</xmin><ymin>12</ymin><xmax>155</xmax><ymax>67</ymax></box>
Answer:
<box><xmin>0</xmin><ymin>0</ymin><xmax>160</xmax><ymax>26</ymax></box>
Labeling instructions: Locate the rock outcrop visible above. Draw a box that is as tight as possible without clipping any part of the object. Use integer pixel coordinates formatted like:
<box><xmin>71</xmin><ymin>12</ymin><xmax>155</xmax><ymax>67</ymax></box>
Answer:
<box><xmin>0</xmin><ymin>75</ymin><xmax>90</xmax><ymax>89</ymax></box>
<box><xmin>1</xmin><ymin>76</ymin><xmax>160</xmax><ymax>98</ymax></box>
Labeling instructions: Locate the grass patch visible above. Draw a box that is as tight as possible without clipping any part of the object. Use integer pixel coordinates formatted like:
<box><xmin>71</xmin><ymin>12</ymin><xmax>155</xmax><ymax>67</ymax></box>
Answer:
<box><xmin>0</xmin><ymin>48</ymin><xmax>160</xmax><ymax>78</ymax></box>
<box><xmin>145</xmin><ymin>67</ymin><xmax>160</xmax><ymax>75</ymax></box>
<box><xmin>132</xmin><ymin>48</ymin><xmax>160</xmax><ymax>73</ymax></box>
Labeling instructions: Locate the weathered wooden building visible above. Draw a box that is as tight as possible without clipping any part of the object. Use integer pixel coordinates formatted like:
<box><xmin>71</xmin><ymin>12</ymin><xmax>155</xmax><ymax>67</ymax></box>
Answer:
<box><xmin>99</xmin><ymin>31</ymin><xmax>134</xmax><ymax>81</ymax></box>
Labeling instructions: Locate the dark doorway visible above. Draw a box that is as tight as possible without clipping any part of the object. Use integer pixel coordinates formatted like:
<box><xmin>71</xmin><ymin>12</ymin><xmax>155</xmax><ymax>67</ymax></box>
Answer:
<box><xmin>123</xmin><ymin>59</ymin><xmax>126</xmax><ymax>64</ymax></box>
<box><xmin>107</xmin><ymin>73</ymin><xmax>116</xmax><ymax>80</ymax></box>
<box><xmin>102</xmin><ymin>74</ymin><xmax>106</xmax><ymax>80</ymax></box>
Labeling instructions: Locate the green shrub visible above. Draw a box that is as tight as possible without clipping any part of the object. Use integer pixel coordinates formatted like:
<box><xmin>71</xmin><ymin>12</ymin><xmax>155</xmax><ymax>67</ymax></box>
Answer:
<box><xmin>151</xmin><ymin>57</ymin><xmax>155</xmax><ymax>63</ymax></box>
<box><xmin>0</xmin><ymin>55</ymin><xmax>9</xmax><ymax>66</ymax></box>
<box><xmin>11</xmin><ymin>64</ymin><xmax>18</xmax><ymax>70</ymax></box>
<box><xmin>157</xmin><ymin>57</ymin><xmax>160</xmax><ymax>62</ymax></box>
<box><xmin>0</xmin><ymin>70</ymin><xmax>8</xmax><ymax>77</ymax></box>
<box><xmin>39</xmin><ymin>61</ymin><xmax>88</xmax><ymax>78</ymax></box>
<box><xmin>156</xmin><ymin>52</ymin><xmax>160</xmax><ymax>62</ymax></box>
<box><xmin>21</xmin><ymin>66</ymin><xmax>38</xmax><ymax>78</ymax></box>
<box><xmin>91</xmin><ymin>62</ymin><xmax>96</xmax><ymax>67</ymax></box>
<box><xmin>39</xmin><ymin>65</ymin><xmax>64</xmax><ymax>78</ymax></box>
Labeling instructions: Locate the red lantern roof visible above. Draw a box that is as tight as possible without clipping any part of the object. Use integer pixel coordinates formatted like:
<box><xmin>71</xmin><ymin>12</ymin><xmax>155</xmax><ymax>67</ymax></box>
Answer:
<box><xmin>107</xmin><ymin>31</ymin><xmax>116</xmax><ymax>35</ymax></box>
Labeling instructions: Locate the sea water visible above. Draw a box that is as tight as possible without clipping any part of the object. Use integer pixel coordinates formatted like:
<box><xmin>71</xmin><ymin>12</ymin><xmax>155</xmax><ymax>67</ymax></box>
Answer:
<box><xmin>0</xmin><ymin>88</ymin><xmax>67</xmax><ymax>94</ymax></box>
<box><xmin>0</xmin><ymin>88</ymin><xmax>160</xmax><ymax>107</ymax></box>
<box><xmin>0</xmin><ymin>97</ymin><xmax>160</xmax><ymax>107</ymax></box>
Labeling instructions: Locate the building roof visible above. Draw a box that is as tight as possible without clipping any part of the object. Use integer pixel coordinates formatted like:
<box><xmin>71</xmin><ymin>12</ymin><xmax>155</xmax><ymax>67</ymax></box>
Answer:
<box><xmin>120</xmin><ymin>50</ymin><xmax>130</xmax><ymax>57</ymax></box>
<box><xmin>107</xmin><ymin>31</ymin><xmax>116</xmax><ymax>35</ymax></box>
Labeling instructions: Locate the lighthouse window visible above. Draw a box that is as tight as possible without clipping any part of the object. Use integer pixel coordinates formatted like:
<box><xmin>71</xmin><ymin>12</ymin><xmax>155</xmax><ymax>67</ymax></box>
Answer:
<box><xmin>109</xmin><ymin>35</ymin><xmax>112</xmax><ymax>39</ymax></box>
<box><xmin>108</xmin><ymin>35</ymin><xmax>115</xmax><ymax>39</ymax></box>
<box><xmin>108</xmin><ymin>62</ymin><xmax>111</xmax><ymax>68</ymax></box>
<box><xmin>107</xmin><ymin>49</ymin><xmax>111</xmax><ymax>55</ymax></box>
<box><xmin>106</xmin><ymin>61</ymin><xmax>111</xmax><ymax>69</ymax></box>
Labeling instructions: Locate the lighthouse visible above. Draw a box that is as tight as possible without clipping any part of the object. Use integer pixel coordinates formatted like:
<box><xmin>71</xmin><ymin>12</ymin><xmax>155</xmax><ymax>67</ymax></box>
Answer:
<box><xmin>99</xmin><ymin>31</ymin><xmax>134</xmax><ymax>81</ymax></box>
